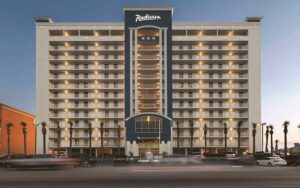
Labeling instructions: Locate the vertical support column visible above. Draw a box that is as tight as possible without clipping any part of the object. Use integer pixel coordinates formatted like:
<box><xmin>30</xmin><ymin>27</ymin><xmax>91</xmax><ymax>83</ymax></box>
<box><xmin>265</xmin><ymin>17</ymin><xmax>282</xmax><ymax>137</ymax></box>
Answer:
<box><xmin>134</xmin><ymin>30</ymin><xmax>138</xmax><ymax>114</ymax></box>
<box><xmin>129</xmin><ymin>29</ymin><xmax>133</xmax><ymax>115</ymax></box>
<box><xmin>163</xmin><ymin>29</ymin><xmax>168</xmax><ymax>116</ymax></box>
<box><xmin>159</xmin><ymin>29</ymin><xmax>163</xmax><ymax>114</ymax></box>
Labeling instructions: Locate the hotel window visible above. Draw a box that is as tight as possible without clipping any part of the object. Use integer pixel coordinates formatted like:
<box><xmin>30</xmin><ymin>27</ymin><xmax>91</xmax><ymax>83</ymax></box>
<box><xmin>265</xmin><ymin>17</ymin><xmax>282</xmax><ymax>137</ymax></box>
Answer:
<box><xmin>53</xmin><ymin>102</ymin><xmax>58</xmax><ymax>107</ymax></box>
<box><xmin>114</xmin><ymin>54</ymin><xmax>118</xmax><ymax>59</ymax></box>
<box><xmin>209</xmin><ymin>111</ymin><xmax>213</xmax><ymax>117</ymax></box>
<box><xmin>84</xmin><ymin>83</ymin><xmax>88</xmax><ymax>88</ymax></box>
<box><xmin>75</xmin><ymin>54</ymin><xmax>79</xmax><ymax>59</ymax></box>
<box><xmin>75</xmin><ymin>111</ymin><xmax>79</xmax><ymax>117</ymax></box>
<box><xmin>84</xmin><ymin>111</ymin><xmax>88</xmax><ymax>117</ymax></box>
<box><xmin>113</xmin><ymin>64</ymin><xmax>118</xmax><ymax>69</ymax></box>
<box><xmin>105</xmin><ymin>111</ymin><xmax>109</xmax><ymax>117</ymax></box>
<box><xmin>209</xmin><ymin>54</ymin><xmax>213</xmax><ymax>60</ymax></box>
<box><xmin>105</xmin><ymin>45</ymin><xmax>109</xmax><ymax>50</ymax></box>
<box><xmin>75</xmin><ymin>120</ymin><xmax>79</xmax><ymax>127</ymax></box>
<box><xmin>75</xmin><ymin>46</ymin><xmax>79</xmax><ymax>50</ymax></box>
<box><xmin>84</xmin><ymin>92</ymin><xmax>88</xmax><ymax>98</ymax></box>
<box><xmin>188</xmin><ymin>101</ymin><xmax>193</xmax><ymax>107</ymax></box>
<box><xmin>179</xmin><ymin>64</ymin><xmax>184</xmax><ymax>69</ymax></box>
<box><xmin>53</xmin><ymin>111</ymin><xmax>58</xmax><ymax>117</ymax></box>
<box><xmin>218</xmin><ymin>73</ymin><xmax>222</xmax><ymax>78</ymax></box>
<box><xmin>209</xmin><ymin>83</ymin><xmax>213</xmax><ymax>88</ymax></box>
<box><xmin>84</xmin><ymin>101</ymin><xmax>88</xmax><ymax>107</ymax></box>
<box><xmin>54</xmin><ymin>55</ymin><xmax>58</xmax><ymax>60</ymax></box>
<box><xmin>84</xmin><ymin>54</ymin><xmax>88</xmax><ymax>60</ymax></box>
<box><xmin>104</xmin><ymin>92</ymin><xmax>109</xmax><ymax>98</ymax></box>
<box><xmin>209</xmin><ymin>73</ymin><xmax>213</xmax><ymax>78</ymax></box>
<box><xmin>75</xmin><ymin>73</ymin><xmax>79</xmax><ymax>79</ymax></box>
<box><xmin>53</xmin><ymin>83</ymin><xmax>58</xmax><ymax>88</ymax></box>
<box><xmin>114</xmin><ymin>101</ymin><xmax>118</xmax><ymax>107</ymax></box>
<box><xmin>114</xmin><ymin>45</ymin><xmax>118</xmax><ymax>50</ymax></box>
<box><xmin>105</xmin><ymin>73</ymin><xmax>109</xmax><ymax>78</ymax></box>
<box><xmin>75</xmin><ymin>82</ymin><xmax>79</xmax><ymax>88</ymax></box>
<box><xmin>179</xmin><ymin>111</ymin><xmax>183</xmax><ymax>117</ymax></box>
<box><xmin>104</xmin><ymin>83</ymin><xmax>109</xmax><ymax>88</ymax></box>
<box><xmin>84</xmin><ymin>64</ymin><xmax>88</xmax><ymax>69</ymax></box>
<box><xmin>75</xmin><ymin>64</ymin><xmax>79</xmax><ymax>69</ymax></box>
<box><xmin>179</xmin><ymin>92</ymin><xmax>184</xmax><ymax>98</ymax></box>
<box><xmin>114</xmin><ymin>111</ymin><xmax>118</xmax><ymax>117</ymax></box>
<box><xmin>54</xmin><ymin>73</ymin><xmax>58</xmax><ymax>79</ymax></box>
<box><xmin>218</xmin><ymin>101</ymin><xmax>223</xmax><ymax>107</ymax></box>
<box><xmin>218</xmin><ymin>64</ymin><xmax>222</xmax><ymax>69</ymax></box>
<box><xmin>105</xmin><ymin>64</ymin><xmax>109</xmax><ymax>69</ymax></box>
<box><xmin>84</xmin><ymin>45</ymin><xmax>88</xmax><ymax>50</ymax></box>
<box><xmin>84</xmin><ymin>120</ymin><xmax>89</xmax><ymax>127</ymax></box>
<box><xmin>54</xmin><ymin>64</ymin><xmax>58</xmax><ymax>69</ymax></box>
<box><xmin>113</xmin><ymin>120</ymin><xmax>118</xmax><ymax>126</ymax></box>
<box><xmin>188</xmin><ymin>111</ymin><xmax>193</xmax><ymax>117</ymax></box>
<box><xmin>188</xmin><ymin>64</ymin><xmax>192</xmax><ymax>69</ymax></box>
<box><xmin>179</xmin><ymin>101</ymin><xmax>184</xmax><ymax>107</ymax></box>
<box><xmin>113</xmin><ymin>82</ymin><xmax>118</xmax><ymax>88</ymax></box>
<box><xmin>105</xmin><ymin>101</ymin><xmax>109</xmax><ymax>107</ymax></box>
<box><xmin>209</xmin><ymin>45</ymin><xmax>213</xmax><ymax>50</ymax></box>
<box><xmin>75</xmin><ymin>101</ymin><xmax>79</xmax><ymax>107</ymax></box>
<box><xmin>114</xmin><ymin>73</ymin><xmax>118</xmax><ymax>78</ymax></box>
<box><xmin>179</xmin><ymin>54</ymin><xmax>183</xmax><ymax>59</ymax></box>
<box><xmin>209</xmin><ymin>101</ymin><xmax>213</xmax><ymax>107</ymax></box>
<box><xmin>218</xmin><ymin>111</ymin><xmax>223</xmax><ymax>117</ymax></box>
<box><xmin>84</xmin><ymin>130</ymin><xmax>88</xmax><ymax>137</ymax></box>
<box><xmin>179</xmin><ymin>45</ymin><xmax>183</xmax><ymax>50</ymax></box>
<box><xmin>188</xmin><ymin>54</ymin><xmax>192</xmax><ymax>59</ymax></box>
<box><xmin>218</xmin><ymin>54</ymin><xmax>222</xmax><ymax>59</ymax></box>
<box><xmin>105</xmin><ymin>54</ymin><xmax>109</xmax><ymax>59</ymax></box>
<box><xmin>113</xmin><ymin>92</ymin><xmax>118</xmax><ymax>98</ymax></box>
<box><xmin>188</xmin><ymin>92</ymin><xmax>193</xmax><ymax>98</ymax></box>
<box><xmin>179</xmin><ymin>73</ymin><xmax>183</xmax><ymax>78</ymax></box>
<box><xmin>218</xmin><ymin>92</ymin><xmax>223</xmax><ymax>98</ymax></box>
<box><xmin>188</xmin><ymin>45</ymin><xmax>192</xmax><ymax>49</ymax></box>
<box><xmin>218</xmin><ymin>83</ymin><xmax>222</xmax><ymax>88</ymax></box>
<box><xmin>54</xmin><ymin>92</ymin><xmax>58</xmax><ymax>98</ymax></box>
<box><xmin>75</xmin><ymin>92</ymin><xmax>79</xmax><ymax>98</ymax></box>
<box><xmin>188</xmin><ymin>73</ymin><xmax>193</xmax><ymax>78</ymax></box>
<box><xmin>218</xmin><ymin>44</ymin><xmax>222</xmax><ymax>50</ymax></box>
<box><xmin>209</xmin><ymin>92</ymin><xmax>213</xmax><ymax>98</ymax></box>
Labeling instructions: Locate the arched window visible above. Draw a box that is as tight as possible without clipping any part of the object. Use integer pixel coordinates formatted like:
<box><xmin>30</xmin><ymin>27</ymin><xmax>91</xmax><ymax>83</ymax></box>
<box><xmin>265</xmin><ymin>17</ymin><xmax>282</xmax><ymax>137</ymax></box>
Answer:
<box><xmin>135</xmin><ymin>116</ymin><xmax>162</xmax><ymax>133</ymax></box>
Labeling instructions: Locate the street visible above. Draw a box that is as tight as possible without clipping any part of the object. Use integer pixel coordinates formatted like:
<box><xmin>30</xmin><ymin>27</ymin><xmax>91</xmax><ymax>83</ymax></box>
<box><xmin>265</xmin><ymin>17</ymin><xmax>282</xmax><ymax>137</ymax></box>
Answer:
<box><xmin>0</xmin><ymin>165</ymin><xmax>299</xmax><ymax>188</ymax></box>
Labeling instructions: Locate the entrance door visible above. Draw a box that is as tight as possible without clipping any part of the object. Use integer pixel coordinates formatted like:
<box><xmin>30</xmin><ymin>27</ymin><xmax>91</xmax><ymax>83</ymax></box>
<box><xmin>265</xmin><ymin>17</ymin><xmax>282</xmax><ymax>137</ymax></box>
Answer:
<box><xmin>138</xmin><ymin>139</ymin><xmax>159</xmax><ymax>157</ymax></box>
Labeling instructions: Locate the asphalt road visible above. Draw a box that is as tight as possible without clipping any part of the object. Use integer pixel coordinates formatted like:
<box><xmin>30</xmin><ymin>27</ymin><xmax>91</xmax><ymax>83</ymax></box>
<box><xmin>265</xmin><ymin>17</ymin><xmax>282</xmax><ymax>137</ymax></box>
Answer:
<box><xmin>0</xmin><ymin>165</ymin><xmax>299</xmax><ymax>188</ymax></box>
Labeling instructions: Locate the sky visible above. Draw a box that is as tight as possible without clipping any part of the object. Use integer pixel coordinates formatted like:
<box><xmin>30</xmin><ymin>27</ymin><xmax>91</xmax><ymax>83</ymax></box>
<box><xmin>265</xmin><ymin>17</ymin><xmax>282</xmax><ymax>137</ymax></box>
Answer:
<box><xmin>0</xmin><ymin>0</ymin><xmax>299</xmax><ymax>147</ymax></box>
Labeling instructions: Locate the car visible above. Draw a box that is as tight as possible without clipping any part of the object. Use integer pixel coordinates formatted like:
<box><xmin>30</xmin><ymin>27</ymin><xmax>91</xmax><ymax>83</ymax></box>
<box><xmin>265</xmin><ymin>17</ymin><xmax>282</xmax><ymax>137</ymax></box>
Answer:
<box><xmin>0</xmin><ymin>154</ymin><xmax>26</xmax><ymax>168</ymax></box>
<box><xmin>4</xmin><ymin>154</ymin><xmax>77</xmax><ymax>168</ymax></box>
<box><xmin>256</xmin><ymin>156</ymin><xmax>287</xmax><ymax>166</ymax></box>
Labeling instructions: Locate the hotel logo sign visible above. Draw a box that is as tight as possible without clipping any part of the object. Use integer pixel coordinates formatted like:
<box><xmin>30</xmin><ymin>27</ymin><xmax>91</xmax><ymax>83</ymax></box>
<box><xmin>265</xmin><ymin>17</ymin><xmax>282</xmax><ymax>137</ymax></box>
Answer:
<box><xmin>135</xmin><ymin>14</ymin><xmax>161</xmax><ymax>22</ymax></box>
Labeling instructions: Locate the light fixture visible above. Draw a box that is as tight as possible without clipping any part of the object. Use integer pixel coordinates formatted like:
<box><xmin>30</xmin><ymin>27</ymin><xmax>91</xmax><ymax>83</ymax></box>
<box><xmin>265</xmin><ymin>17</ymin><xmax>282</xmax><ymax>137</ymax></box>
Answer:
<box><xmin>64</xmin><ymin>99</ymin><xmax>69</xmax><ymax>103</ymax></box>
<box><xmin>64</xmin><ymin>42</ymin><xmax>69</xmax><ymax>47</ymax></box>
<box><xmin>199</xmin><ymin>61</ymin><xmax>203</xmax><ymax>65</ymax></box>
<box><xmin>64</xmin><ymin>71</ymin><xmax>69</xmax><ymax>75</ymax></box>
<box><xmin>64</xmin><ymin>118</ymin><xmax>69</xmax><ymax>122</ymax></box>
<box><xmin>94</xmin><ymin>71</ymin><xmax>98</xmax><ymax>75</ymax></box>
<box><xmin>64</xmin><ymin>90</ymin><xmax>68</xmax><ymax>93</ymax></box>
<box><xmin>64</xmin><ymin>52</ymin><xmax>69</xmax><ymax>56</ymax></box>
<box><xmin>198</xmin><ymin>42</ymin><xmax>203</xmax><ymax>47</ymax></box>
<box><xmin>95</xmin><ymin>42</ymin><xmax>99</xmax><ymax>47</ymax></box>
<box><xmin>95</xmin><ymin>31</ymin><xmax>99</xmax><ymax>36</ymax></box>
<box><xmin>64</xmin><ymin>80</ymin><xmax>69</xmax><ymax>84</ymax></box>
<box><xmin>94</xmin><ymin>80</ymin><xmax>98</xmax><ymax>84</ymax></box>
<box><xmin>64</xmin><ymin>32</ymin><xmax>69</xmax><ymax>36</ymax></box>
<box><xmin>64</xmin><ymin>61</ymin><xmax>69</xmax><ymax>66</ymax></box>
<box><xmin>229</xmin><ymin>61</ymin><xmax>233</xmax><ymax>66</ymax></box>
<box><xmin>94</xmin><ymin>90</ymin><xmax>98</xmax><ymax>93</ymax></box>
<box><xmin>198</xmin><ymin>31</ymin><xmax>203</xmax><ymax>36</ymax></box>
<box><xmin>94</xmin><ymin>52</ymin><xmax>99</xmax><ymax>56</ymax></box>
<box><xmin>64</xmin><ymin>109</ymin><xmax>69</xmax><ymax>112</ymax></box>
<box><xmin>94</xmin><ymin>61</ymin><xmax>98</xmax><ymax>65</ymax></box>
<box><xmin>228</xmin><ymin>42</ymin><xmax>233</xmax><ymax>47</ymax></box>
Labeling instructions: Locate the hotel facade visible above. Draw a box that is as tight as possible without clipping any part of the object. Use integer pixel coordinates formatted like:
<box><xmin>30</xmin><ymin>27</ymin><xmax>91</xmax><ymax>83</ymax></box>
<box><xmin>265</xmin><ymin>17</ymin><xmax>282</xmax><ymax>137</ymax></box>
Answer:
<box><xmin>36</xmin><ymin>7</ymin><xmax>262</xmax><ymax>157</ymax></box>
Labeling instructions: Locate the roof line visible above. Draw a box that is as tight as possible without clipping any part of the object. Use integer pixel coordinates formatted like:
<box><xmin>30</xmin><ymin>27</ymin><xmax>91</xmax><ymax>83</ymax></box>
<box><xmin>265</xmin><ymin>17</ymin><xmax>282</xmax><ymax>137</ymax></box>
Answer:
<box><xmin>0</xmin><ymin>103</ymin><xmax>35</xmax><ymax>118</ymax></box>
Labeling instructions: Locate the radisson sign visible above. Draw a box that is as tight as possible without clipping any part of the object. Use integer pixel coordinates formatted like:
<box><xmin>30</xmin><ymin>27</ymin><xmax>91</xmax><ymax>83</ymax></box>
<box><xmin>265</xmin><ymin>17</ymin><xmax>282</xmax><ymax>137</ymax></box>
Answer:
<box><xmin>135</xmin><ymin>14</ymin><xmax>161</xmax><ymax>22</ymax></box>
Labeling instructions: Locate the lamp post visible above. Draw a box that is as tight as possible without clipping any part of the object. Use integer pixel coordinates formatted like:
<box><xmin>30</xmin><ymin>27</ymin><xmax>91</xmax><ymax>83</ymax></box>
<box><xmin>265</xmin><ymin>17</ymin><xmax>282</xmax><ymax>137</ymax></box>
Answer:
<box><xmin>275</xmin><ymin>139</ymin><xmax>279</xmax><ymax>154</ymax></box>
<box><xmin>41</xmin><ymin>122</ymin><xmax>47</xmax><ymax>154</ymax></box>
<box><xmin>20</xmin><ymin>122</ymin><xmax>27</xmax><ymax>155</ymax></box>
<box><xmin>69</xmin><ymin>121</ymin><xmax>73</xmax><ymax>157</ymax></box>
<box><xmin>6</xmin><ymin>123</ymin><xmax>13</xmax><ymax>157</ymax></box>
<box><xmin>269</xmin><ymin>125</ymin><xmax>274</xmax><ymax>155</ymax></box>
<box><xmin>237</xmin><ymin>121</ymin><xmax>242</xmax><ymax>156</ymax></box>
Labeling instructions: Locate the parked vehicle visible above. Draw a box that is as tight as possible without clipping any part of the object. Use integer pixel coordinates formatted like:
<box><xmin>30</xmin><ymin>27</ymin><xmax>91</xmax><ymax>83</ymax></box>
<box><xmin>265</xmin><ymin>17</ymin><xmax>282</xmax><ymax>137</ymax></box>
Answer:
<box><xmin>0</xmin><ymin>154</ymin><xmax>26</xmax><ymax>168</ymax></box>
<box><xmin>256</xmin><ymin>156</ymin><xmax>287</xmax><ymax>166</ymax></box>
<box><xmin>4</xmin><ymin>154</ymin><xmax>77</xmax><ymax>168</ymax></box>
<box><xmin>285</xmin><ymin>155</ymin><xmax>300</xmax><ymax>166</ymax></box>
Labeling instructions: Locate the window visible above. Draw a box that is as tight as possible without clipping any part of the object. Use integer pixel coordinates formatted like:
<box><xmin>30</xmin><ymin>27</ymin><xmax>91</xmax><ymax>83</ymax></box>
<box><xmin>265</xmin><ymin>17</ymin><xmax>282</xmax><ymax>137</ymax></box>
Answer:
<box><xmin>75</xmin><ymin>92</ymin><xmax>79</xmax><ymax>98</ymax></box>
<box><xmin>84</xmin><ymin>92</ymin><xmax>88</xmax><ymax>98</ymax></box>
<box><xmin>114</xmin><ymin>54</ymin><xmax>118</xmax><ymax>59</ymax></box>
<box><xmin>84</xmin><ymin>101</ymin><xmax>88</xmax><ymax>107</ymax></box>
<box><xmin>75</xmin><ymin>111</ymin><xmax>79</xmax><ymax>117</ymax></box>
<box><xmin>84</xmin><ymin>83</ymin><xmax>88</xmax><ymax>88</ymax></box>
<box><xmin>75</xmin><ymin>101</ymin><xmax>79</xmax><ymax>107</ymax></box>
<box><xmin>114</xmin><ymin>101</ymin><xmax>118</xmax><ymax>107</ymax></box>
<box><xmin>105</xmin><ymin>101</ymin><xmax>109</xmax><ymax>107</ymax></box>
<box><xmin>135</xmin><ymin>116</ymin><xmax>162</xmax><ymax>133</ymax></box>
<box><xmin>84</xmin><ymin>111</ymin><xmax>88</xmax><ymax>117</ymax></box>
<box><xmin>84</xmin><ymin>64</ymin><xmax>88</xmax><ymax>69</ymax></box>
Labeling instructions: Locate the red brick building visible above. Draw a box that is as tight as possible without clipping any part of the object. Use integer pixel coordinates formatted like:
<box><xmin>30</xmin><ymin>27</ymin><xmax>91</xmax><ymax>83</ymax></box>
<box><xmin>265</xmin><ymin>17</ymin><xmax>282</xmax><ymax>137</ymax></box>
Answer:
<box><xmin>0</xmin><ymin>103</ymin><xmax>36</xmax><ymax>155</ymax></box>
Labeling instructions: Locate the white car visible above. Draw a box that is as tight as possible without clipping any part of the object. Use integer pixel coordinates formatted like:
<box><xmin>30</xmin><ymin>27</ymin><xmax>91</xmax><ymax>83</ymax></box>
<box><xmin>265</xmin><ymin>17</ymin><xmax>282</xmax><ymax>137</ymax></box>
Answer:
<box><xmin>257</xmin><ymin>157</ymin><xmax>287</xmax><ymax>166</ymax></box>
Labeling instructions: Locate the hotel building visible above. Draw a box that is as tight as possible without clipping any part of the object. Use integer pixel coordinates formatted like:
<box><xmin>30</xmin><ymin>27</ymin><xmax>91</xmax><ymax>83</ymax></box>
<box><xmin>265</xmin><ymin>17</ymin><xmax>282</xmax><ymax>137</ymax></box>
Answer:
<box><xmin>35</xmin><ymin>7</ymin><xmax>262</xmax><ymax>157</ymax></box>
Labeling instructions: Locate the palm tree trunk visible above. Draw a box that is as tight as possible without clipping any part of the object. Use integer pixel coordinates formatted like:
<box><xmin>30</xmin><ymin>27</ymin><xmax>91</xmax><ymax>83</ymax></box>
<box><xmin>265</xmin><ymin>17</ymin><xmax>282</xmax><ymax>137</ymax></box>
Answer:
<box><xmin>100</xmin><ymin>123</ymin><xmax>104</xmax><ymax>160</ymax></box>
<box><xmin>284</xmin><ymin>131</ymin><xmax>287</xmax><ymax>157</ymax></box>
<box><xmin>117</xmin><ymin>125</ymin><xmax>121</xmax><ymax>155</ymax></box>
<box><xmin>23</xmin><ymin>131</ymin><xmax>27</xmax><ymax>155</ymax></box>
<box><xmin>176</xmin><ymin>122</ymin><xmax>180</xmax><ymax>154</ymax></box>
<box><xmin>270</xmin><ymin>133</ymin><xmax>273</xmax><ymax>155</ymax></box>
<box><xmin>7</xmin><ymin>133</ymin><xmax>11</xmax><ymax>157</ymax></box>
<box><xmin>265</xmin><ymin>127</ymin><xmax>269</xmax><ymax>153</ymax></box>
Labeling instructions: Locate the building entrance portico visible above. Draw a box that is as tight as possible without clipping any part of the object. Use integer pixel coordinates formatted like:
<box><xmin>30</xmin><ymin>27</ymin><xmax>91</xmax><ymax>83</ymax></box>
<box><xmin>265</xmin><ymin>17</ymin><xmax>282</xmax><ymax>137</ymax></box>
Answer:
<box><xmin>138</xmin><ymin>139</ymin><xmax>159</xmax><ymax>157</ymax></box>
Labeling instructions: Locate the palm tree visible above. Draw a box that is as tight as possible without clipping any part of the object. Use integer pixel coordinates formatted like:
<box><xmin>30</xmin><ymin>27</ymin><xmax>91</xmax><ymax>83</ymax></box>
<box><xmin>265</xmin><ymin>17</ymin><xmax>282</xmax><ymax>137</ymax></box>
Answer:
<box><xmin>176</xmin><ymin>121</ymin><xmax>180</xmax><ymax>154</ymax></box>
<box><xmin>223</xmin><ymin>122</ymin><xmax>228</xmax><ymax>154</ymax></box>
<box><xmin>117</xmin><ymin>125</ymin><xmax>121</xmax><ymax>155</ymax></box>
<box><xmin>56</xmin><ymin>121</ymin><xmax>61</xmax><ymax>157</ymax></box>
<box><xmin>41</xmin><ymin>122</ymin><xmax>47</xmax><ymax>154</ymax></box>
<box><xmin>20</xmin><ymin>122</ymin><xmax>27</xmax><ymax>155</ymax></box>
<box><xmin>204</xmin><ymin>123</ymin><xmax>207</xmax><ymax>155</ymax></box>
<box><xmin>6</xmin><ymin>123</ymin><xmax>13</xmax><ymax>157</ymax></box>
<box><xmin>269</xmin><ymin>125</ymin><xmax>274</xmax><ymax>155</ymax></box>
<box><xmin>189</xmin><ymin>121</ymin><xmax>194</xmax><ymax>156</ymax></box>
<box><xmin>69</xmin><ymin>121</ymin><xmax>73</xmax><ymax>157</ymax></box>
<box><xmin>252</xmin><ymin>122</ymin><xmax>257</xmax><ymax>154</ymax></box>
<box><xmin>283</xmin><ymin>121</ymin><xmax>289</xmax><ymax>157</ymax></box>
<box><xmin>100</xmin><ymin>122</ymin><xmax>104</xmax><ymax>160</ymax></box>
<box><xmin>236</xmin><ymin>121</ymin><xmax>242</xmax><ymax>156</ymax></box>
<box><xmin>88</xmin><ymin>122</ymin><xmax>92</xmax><ymax>158</ymax></box>
<box><xmin>265</xmin><ymin>125</ymin><xmax>269</xmax><ymax>153</ymax></box>
<box><xmin>275</xmin><ymin>139</ymin><xmax>279</xmax><ymax>154</ymax></box>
